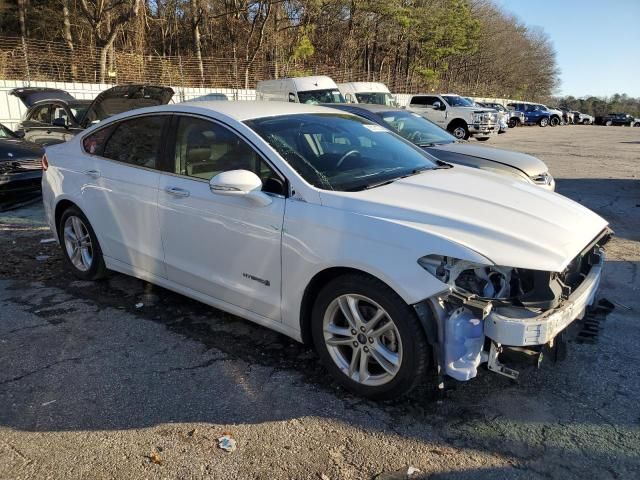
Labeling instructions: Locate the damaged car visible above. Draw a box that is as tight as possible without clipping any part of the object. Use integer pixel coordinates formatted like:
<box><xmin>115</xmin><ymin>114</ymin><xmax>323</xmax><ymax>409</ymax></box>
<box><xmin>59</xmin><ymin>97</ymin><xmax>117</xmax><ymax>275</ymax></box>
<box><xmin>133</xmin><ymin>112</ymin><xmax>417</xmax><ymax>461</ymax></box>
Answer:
<box><xmin>42</xmin><ymin>102</ymin><xmax>610</xmax><ymax>399</ymax></box>
<box><xmin>12</xmin><ymin>85</ymin><xmax>174</xmax><ymax>145</ymax></box>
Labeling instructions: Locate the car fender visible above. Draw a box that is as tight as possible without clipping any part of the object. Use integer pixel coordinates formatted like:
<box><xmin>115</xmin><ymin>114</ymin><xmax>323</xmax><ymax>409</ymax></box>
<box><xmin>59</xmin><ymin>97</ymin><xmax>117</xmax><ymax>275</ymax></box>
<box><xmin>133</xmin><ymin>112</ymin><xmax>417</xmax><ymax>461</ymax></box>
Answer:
<box><xmin>280</xmin><ymin>198</ymin><xmax>491</xmax><ymax>335</ymax></box>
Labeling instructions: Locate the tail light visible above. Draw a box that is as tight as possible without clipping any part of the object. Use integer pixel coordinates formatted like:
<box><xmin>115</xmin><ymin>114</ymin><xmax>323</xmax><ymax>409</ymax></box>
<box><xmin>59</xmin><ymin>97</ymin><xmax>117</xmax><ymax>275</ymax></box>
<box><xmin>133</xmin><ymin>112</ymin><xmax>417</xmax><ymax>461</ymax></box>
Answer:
<box><xmin>41</xmin><ymin>153</ymin><xmax>49</xmax><ymax>171</ymax></box>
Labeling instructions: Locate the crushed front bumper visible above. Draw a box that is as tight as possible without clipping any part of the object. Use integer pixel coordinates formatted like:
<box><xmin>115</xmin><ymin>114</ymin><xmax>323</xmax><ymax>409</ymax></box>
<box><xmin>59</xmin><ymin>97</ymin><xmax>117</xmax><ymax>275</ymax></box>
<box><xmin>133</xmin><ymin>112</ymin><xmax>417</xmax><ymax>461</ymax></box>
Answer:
<box><xmin>484</xmin><ymin>256</ymin><xmax>602</xmax><ymax>346</ymax></box>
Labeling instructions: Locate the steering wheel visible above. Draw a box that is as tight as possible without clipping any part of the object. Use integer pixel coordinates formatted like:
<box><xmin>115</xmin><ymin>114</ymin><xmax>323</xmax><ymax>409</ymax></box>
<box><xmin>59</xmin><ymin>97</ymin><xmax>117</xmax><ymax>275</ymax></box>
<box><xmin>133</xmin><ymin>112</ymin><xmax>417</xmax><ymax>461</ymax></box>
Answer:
<box><xmin>336</xmin><ymin>149</ymin><xmax>360</xmax><ymax>168</ymax></box>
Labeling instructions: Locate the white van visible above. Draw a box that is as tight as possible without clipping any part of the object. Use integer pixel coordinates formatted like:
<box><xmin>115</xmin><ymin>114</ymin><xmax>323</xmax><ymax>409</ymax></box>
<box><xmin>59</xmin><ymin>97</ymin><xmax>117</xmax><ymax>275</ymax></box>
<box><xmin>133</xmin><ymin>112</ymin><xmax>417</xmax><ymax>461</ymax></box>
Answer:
<box><xmin>256</xmin><ymin>76</ymin><xmax>345</xmax><ymax>104</ymax></box>
<box><xmin>338</xmin><ymin>82</ymin><xmax>397</xmax><ymax>106</ymax></box>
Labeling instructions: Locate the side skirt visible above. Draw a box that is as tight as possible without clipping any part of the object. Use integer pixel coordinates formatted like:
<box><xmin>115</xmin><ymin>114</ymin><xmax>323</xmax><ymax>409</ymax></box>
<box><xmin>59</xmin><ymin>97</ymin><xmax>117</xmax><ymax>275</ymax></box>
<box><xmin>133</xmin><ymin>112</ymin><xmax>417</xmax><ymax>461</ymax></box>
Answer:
<box><xmin>104</xmin><ymin>256</ymin><xmax>303</xmax><ymax>343</ymax></box>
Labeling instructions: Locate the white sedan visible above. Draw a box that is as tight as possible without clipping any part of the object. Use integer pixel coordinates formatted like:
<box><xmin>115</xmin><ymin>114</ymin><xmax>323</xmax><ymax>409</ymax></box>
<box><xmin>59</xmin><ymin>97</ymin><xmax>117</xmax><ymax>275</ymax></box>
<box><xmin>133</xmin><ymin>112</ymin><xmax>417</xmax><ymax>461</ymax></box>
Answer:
<box><xmin>42</xmin><ymin>102</ymin><xmax>610</xmax><ymax>399</ymax></box>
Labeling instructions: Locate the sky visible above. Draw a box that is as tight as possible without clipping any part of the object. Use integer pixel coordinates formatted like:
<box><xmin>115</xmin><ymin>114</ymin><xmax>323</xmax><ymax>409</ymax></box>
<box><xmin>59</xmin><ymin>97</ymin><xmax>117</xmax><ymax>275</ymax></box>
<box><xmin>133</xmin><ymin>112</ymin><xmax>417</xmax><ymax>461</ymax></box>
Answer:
<box><xmin>493</xmin><ymin>0</ymin><xmax>640</xmax><ymax>98</ymax></box>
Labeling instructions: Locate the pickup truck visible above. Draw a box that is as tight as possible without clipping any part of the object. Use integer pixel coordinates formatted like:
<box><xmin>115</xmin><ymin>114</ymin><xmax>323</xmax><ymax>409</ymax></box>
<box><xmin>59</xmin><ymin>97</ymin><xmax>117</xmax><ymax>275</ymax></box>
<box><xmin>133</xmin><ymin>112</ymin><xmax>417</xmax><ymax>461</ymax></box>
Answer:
<box><xmin>596</xmin><ymin>113</ymin><xmax>638</xmax><ymax>126</ymax></box>
<box><xmin>507</xmin><ymin>102</ymin><xmax>552</xmax><ymax>127</ymax></box>
<box><xmin>406</xmin><ymin>94</ymin><xmax>498</xmax><ymax>141</ymax></box>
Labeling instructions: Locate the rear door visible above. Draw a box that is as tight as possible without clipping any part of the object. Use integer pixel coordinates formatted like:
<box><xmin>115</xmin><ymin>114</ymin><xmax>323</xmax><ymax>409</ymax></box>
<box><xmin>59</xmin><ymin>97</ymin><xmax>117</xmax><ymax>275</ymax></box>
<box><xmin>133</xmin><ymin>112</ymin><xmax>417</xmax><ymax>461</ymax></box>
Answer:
<box><xmin>80</xmin><ymin>114</ymin><xmax>169</xmax><ymax>278</ymax></box>
<box><xmin>157</xmin><ymin>114</ymin><xmax>286</xmax><ymax>320</ymax></box>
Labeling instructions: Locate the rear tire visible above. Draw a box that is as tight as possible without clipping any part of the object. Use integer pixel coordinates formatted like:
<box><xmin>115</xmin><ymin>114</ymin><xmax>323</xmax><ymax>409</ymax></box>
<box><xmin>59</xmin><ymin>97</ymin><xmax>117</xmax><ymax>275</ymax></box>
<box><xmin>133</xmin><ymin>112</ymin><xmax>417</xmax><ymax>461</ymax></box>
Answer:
<box><xmin>58</xmin><ymin>206</ymin><xmax>106</xmax><ymax>281</ymax></box>
<box><xmin>550</xmin><ymin>116</ymin><xmax>560</xmax><ymax>126</ymax></box>
<box><xmin>311</xmin><ymin>273</ymin><xmax>430</xmax><ymax>400</ymax></box>
<box><xmin>605</xmin><ymin>120</ymin><xmax>612</xmax><ymax>126</ymax></box>
<box><xmin>476</xmin><ymin>137</ymin><xmax>490</xmax><ymax>142</ymax></box>
<box><xmin>508</xmin><ymin>118</ymin><xmax>519</xmax><ymax>128</ymax></box>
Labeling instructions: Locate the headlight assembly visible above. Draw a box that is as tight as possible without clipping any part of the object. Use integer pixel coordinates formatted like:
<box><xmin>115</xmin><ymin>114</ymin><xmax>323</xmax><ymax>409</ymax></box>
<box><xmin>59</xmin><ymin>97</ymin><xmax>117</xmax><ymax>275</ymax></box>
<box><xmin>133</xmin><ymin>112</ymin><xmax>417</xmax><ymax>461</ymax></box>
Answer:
<box><xmin>418</xmin><ymin>255</ymin><xmax>515</xmax><ymax>299</ymax></box>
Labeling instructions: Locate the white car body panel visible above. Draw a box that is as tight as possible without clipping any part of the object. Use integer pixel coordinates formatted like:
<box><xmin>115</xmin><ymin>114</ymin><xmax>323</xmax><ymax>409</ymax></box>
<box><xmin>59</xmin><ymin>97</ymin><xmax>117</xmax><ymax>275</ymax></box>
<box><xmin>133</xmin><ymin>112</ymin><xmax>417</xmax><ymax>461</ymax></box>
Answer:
<box><xmin>42</xmin><ymin>101</ymin><xmax>609</xmax><ymax>384</ymax></box>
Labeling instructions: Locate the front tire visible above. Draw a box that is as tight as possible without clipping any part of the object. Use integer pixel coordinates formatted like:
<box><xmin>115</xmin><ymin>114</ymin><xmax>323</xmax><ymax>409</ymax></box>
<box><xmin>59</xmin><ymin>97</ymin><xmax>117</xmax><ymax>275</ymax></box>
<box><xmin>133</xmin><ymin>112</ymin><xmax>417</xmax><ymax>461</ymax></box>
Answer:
<box><xmin>450</xmin><ymin>123</ymin><xmax>470</xmax><ymax>140</ymax></box>
<box><xmin>311</xmin><ymin>274</ymin><xmax>430</xmax><ymax>400</ymax></box>
<box><xmin>508</xmin><ymin>118</ymin><xmax>519</xmax><ymax>128</ymax></box>
<box><xmin>58</xmin><ymin>206</ymin><xmax>106</xmax><ymax>280</ymax></box>
<box><xmin>539</xmin><ymin>117</ymin><xmax>549</xmax><ymax>127</ymax></box>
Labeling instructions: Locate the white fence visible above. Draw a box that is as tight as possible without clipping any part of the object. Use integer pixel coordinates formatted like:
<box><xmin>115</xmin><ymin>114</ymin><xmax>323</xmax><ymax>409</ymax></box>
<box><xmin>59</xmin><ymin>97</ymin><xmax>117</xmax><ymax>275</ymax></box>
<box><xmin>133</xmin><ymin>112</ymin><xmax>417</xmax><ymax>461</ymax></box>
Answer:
<box><xmin>0</xmin><ymin>79</ymin><xmax>515</xmax><ymax>129</ymax></box>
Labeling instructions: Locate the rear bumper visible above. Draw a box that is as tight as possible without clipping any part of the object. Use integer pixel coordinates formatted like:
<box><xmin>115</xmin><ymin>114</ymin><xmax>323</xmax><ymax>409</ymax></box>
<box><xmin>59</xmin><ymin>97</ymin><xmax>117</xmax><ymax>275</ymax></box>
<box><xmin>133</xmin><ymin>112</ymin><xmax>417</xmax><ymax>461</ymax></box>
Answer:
<box><xmin>484</xmin><ymin>255</ymin><xmax>603</xmax><ymax>346</ymax></box>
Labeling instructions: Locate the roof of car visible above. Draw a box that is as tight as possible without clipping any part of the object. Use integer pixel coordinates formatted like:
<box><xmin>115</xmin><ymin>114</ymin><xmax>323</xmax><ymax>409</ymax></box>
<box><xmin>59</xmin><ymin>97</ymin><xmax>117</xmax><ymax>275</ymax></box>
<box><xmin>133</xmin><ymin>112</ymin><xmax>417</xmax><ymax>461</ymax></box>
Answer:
<box><xmin>322</xmin><ymin>103</ymin><xmax>402</xmax><ymax>114</ymax></box>
<box><xmin>170</xmin><ymin>100</ymin><xmax>346</xmax><ymax>121</ymax></box>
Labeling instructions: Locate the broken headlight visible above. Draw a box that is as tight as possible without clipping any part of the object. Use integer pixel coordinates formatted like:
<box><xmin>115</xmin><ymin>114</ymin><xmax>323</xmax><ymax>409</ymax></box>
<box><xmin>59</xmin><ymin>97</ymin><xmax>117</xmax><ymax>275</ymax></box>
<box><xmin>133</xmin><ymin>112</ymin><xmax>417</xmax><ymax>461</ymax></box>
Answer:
<box><xmin>418</xmin><ymin>255</ymin><xmax>516</xmax><ymax>300</ymax></box>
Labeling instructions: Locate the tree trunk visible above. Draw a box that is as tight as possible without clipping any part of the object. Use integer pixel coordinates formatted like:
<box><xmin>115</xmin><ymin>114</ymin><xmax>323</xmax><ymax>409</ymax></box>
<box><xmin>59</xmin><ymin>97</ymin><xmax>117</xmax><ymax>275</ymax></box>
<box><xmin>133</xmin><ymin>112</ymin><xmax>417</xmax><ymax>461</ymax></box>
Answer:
<box><xmin>191</xmin><ymin>0</ymin><xmax>205</xmax><ymax>86</ymax></box>
<box><xmin>62</xmin><ymin>0</ymin><xmax>77</xmax><ymax>81</ymax></box>
<box><xmin>18</xmin><ymin>0</ymin><xmax>28</xmax><ymax>37</ymax></box>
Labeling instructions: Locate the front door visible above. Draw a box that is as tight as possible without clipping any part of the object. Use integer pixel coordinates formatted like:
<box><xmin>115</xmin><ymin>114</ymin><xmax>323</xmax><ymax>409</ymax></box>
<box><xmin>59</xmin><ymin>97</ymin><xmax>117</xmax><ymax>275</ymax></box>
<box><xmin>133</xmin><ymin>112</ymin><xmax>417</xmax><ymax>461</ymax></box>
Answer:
<box><xmin>157</xmin><ymin>115</ymin><xmax>286</xmax><ymax>321</ymax></box>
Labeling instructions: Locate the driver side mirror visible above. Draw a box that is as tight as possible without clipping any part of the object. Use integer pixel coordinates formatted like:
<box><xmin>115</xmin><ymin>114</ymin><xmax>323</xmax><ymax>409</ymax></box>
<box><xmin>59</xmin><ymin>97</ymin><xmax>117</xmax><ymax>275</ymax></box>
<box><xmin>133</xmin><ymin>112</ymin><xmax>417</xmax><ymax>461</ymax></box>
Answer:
<box><xmin>431</xmin><ymin>101</ymin><xmax>445</xmax><ymax>110</ymax></box>
<box><xmin>52</xmin><ymin>117</ymin><xmax>69</xmax><ymax>128</ymax></box>
<box><xmin>209</xmin><ymin>169</ymin><xmax>272</xmax><ymax>207</ymax></box>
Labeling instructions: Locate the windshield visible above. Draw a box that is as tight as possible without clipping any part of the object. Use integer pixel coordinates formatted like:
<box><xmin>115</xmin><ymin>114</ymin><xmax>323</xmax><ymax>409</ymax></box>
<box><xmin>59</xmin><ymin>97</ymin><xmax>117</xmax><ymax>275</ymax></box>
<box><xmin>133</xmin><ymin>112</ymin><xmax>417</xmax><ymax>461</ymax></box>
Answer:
<box><xmin>298</xmin><ymin>89</ymin><xmax>345</xmax><ymax>104</ymax></box>
<box><xmin>245</xmin><ymin>113</ymin><xmax>439</xmax><ymax>191</ymax></box>
<box><xmin>0</xmin><ymin>123</ymin><xmax>17</xmax><ymax>139</ymax></box>
<box><xmin>355</xmin><ymin>92</ymin><xmax>396</xmax><ymax>106</ymax></box>
<box><xmin>379</xmin><ymin>111</ymin><xmax>455</xmax><ymax>146</ymax></box>
<box><xmin>442</xmin><ymin>95</ymin><xmax>474</xmax><ymax>107</ymax></box>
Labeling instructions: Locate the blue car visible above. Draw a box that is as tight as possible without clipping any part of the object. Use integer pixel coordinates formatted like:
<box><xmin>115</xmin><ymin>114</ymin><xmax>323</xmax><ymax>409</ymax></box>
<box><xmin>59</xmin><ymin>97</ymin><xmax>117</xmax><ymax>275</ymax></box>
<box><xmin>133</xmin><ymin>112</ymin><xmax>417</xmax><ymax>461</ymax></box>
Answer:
<box><xmin>507</xmin><ymin>102</ymin><xmax>551</xmax><ymax>127</ymax></box>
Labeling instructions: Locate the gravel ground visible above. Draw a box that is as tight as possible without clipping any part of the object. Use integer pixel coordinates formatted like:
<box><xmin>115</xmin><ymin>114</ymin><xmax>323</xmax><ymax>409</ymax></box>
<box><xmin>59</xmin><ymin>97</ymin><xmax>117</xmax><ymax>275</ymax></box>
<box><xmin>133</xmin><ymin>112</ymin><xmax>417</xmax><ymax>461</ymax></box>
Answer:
<box><xmin>0</xmin><ymin>125</ymin><xmax>639</xmax><ymax>479</ymax></box>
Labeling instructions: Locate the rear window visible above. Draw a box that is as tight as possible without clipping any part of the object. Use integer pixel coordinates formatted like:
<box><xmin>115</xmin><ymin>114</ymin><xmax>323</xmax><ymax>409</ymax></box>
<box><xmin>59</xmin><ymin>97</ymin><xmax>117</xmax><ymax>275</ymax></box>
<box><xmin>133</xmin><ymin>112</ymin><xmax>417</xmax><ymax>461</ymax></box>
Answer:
<box><xmin>102</xmin><ymin>116</ymin><xmax>166</xmax><ymax>169</ymax></box>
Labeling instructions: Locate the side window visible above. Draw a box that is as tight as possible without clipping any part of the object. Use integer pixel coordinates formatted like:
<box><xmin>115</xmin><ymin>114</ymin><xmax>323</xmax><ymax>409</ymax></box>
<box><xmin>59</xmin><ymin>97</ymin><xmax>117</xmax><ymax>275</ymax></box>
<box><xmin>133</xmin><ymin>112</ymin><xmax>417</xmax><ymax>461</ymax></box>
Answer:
<box><xmin>83</xmin><ymin>124</ymin><xmax>117</xmax><ymax>156</ymax></box>
<box><xmin>52</xmin><ymin>106</ymin><xmax>70</xmax><ymax>124</ymax></box>
<box><xmin>410</xmin><ymin>96</ymin><xmax>428</xmax><ymax>106</ymax></box>
<box><xmin>173</xmin><ymin>116</ymin><xmax>285</xmax><ymax>194</ymax></box>
<box><xmin>102</xmin><ymin>116</ymin><xmax>166</xmax><ymax>169</ymax></box>
<box><xmin>30</xmin><ymin>105</ymin><xmax>52</xmax><ymax>123</ymax></box>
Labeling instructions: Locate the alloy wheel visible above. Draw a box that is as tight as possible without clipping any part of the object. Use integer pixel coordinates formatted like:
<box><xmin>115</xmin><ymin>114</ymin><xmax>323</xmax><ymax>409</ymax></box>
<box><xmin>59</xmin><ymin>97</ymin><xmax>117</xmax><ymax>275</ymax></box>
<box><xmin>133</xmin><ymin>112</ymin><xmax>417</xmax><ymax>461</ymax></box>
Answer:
<box><xmin>63</xmin><ymin>216</ymin><xmax>94</xmax><ymax>272</ymax></box>
<box><xmin>322</xmin><ymin>294</ymin><xmax>403</xmax><ymax>386</ymax></box>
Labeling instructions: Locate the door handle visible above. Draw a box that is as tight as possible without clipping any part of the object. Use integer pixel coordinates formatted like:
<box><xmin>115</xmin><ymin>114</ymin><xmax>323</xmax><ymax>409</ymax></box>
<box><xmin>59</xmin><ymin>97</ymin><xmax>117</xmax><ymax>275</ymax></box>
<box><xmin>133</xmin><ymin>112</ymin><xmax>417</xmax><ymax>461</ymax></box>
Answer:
<box><xmin>165</xmin><ymin>186</ymin><xmax>190</xmax><ymax>197</ymax></box>
<box><xmin>84</xmin><ymin>169</ymin><xmax>101</xmax><ymax>178</ymax></box>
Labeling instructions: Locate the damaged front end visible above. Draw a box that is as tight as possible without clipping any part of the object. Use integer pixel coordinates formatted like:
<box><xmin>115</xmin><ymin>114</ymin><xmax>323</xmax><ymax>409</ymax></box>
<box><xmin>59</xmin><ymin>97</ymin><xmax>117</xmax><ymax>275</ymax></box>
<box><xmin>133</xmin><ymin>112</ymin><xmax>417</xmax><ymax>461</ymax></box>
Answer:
<box><xmin>417</xmin><ymin>228</ymin><xmax>612</xmax><ymax>382</ymax></box>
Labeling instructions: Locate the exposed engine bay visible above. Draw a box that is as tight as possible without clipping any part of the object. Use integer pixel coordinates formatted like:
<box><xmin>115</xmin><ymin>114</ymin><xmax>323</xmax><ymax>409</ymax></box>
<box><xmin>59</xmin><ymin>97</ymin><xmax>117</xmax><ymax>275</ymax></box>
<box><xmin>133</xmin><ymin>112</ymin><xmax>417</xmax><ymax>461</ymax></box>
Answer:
<box><xmin>421</xmin><ymin>229</ymin><xmax>612</xmax><ymax>382</ymax></box>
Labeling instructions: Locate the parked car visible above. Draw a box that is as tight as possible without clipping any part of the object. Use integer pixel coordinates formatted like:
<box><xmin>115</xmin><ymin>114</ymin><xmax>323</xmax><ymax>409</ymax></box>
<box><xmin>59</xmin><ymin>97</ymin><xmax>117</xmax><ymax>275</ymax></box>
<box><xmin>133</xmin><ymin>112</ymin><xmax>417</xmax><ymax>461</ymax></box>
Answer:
<box><xmin>596</xmin><ymin>113</ymin><xmax>637</xmax><ymax>126</ymax></box>
<box><xmin>535</xmin><ymin>104</ymin><xmax>563</xmax><ymax>126</ymax></box>
<box><xmin>42</xmin><ymin>101</ymin><xmax>610</xmax><ymax>399</ymax></box>
<box><xmin>338</xmin><ymin>82</ymin><xmax>397</xmax><ymax>106</ymax></box>
<box><xmin>406</xmin><ymin>94</ymin><xmax>498</xmax><ymax>141</ymax></box>
<box><xmin>558</xmin><ymin>108</ymin><xmax>573</xmax><ymax>124</ymax></box>
<box><xmin>325</xmin><ymin>104</ymin><xmax>555</xmax><ymax>190</ymax></box>
<box><xmin>0</xmin><ymin>122</ymin><xmax>44</xmax><ymax>196</ymax></box>
<box><xmin>478</xmin><ymin>102</ymin><xmax>528</xmax><ymax>129</ymax></box>
<box><xmin>256</xmin><ymin>76</ymin><xmax>345</xmax><ymax>104</ymax></box>
<box><xmin>507</xmin><ymin>102</ymin><xmax>552</xmax><ymax>127</ymax></box>
<box><xmin>476</xmin><ymin>102</ymin><xmax>515</xmax><ymax>133</ymax></box>
<box><xmin>572</xmin><ymin>111</ymin><xmax>594</xmax><ymax>125</ymax></box>
<box><xmin>12</xmin><ymin>85</ymin><xmax>174</xmax><ymax>145</ymax></box>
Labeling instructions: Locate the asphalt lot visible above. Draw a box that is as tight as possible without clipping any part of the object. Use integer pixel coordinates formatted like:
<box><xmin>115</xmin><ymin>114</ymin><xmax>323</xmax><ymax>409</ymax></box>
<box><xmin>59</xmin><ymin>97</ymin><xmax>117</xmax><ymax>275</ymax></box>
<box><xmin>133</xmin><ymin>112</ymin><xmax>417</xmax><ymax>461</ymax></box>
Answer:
<box><xmin>1</xmin><ymin>125</ymin><xmax>639</xmax><ymax>479</ymax></box>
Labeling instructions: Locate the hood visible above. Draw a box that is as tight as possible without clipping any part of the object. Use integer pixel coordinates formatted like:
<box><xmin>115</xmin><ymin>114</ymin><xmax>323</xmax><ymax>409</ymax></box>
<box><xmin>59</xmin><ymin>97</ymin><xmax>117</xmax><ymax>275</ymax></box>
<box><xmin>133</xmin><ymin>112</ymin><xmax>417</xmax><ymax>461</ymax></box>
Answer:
<box><xmin>319</xmin><ymin>167</ymin><xmax>607</xmax><ymax>272</ymax></box>
<box><xmin>430</xmin><ymin>143</ymin><xmax>548</xmax><ymax>177</ymax></box>
<box><xmin>82</xmin><ymin>85</ymin><xmax>174</xmax><ymax>126</ymax></box>
<box><xmin>10</xmin><ymin>87</ymin><xmax>76</xmax><ymax>108</ymax></box>
<box><xmin>0</xmin><ymin>138</ymin><xmax>44</xmax><ymax>161</ymax></box>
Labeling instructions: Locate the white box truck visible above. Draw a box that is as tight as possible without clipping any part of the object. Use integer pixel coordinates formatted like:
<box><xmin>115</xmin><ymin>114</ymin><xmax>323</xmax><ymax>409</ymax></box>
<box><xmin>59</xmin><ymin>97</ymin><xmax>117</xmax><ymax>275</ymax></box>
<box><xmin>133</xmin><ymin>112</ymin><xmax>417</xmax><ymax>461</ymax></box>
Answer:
<box><xmin>338</xmin><ymin>82</ymin><xmax>397</xmax><ymax>106</ymax></box>
<box><xmin>256</xmin><ymin>76</ymin><xmax>345</xmax><ymax>104</ymax></box>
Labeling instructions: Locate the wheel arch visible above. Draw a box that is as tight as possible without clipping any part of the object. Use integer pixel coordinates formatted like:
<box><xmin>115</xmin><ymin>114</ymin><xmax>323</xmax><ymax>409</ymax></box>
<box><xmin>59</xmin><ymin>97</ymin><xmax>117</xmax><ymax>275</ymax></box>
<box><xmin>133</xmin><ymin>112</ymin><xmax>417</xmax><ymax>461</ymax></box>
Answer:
<box><xmin>54</xmin><ymin>198</ymin><xmax>81</xmax><ymax>237</ymax></box>
<box><xmin>446</xmin><ymin>117</ymin><xmax>467</xmax><ymax>131</ymax></box>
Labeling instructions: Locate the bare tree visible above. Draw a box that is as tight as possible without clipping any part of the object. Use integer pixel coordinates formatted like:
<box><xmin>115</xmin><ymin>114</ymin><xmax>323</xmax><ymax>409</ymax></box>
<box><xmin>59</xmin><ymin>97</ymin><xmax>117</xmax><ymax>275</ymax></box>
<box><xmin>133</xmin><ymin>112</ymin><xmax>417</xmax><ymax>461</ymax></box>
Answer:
<box><xmin>77</xmin><ymin>0</ymin><xmax>143</xmax><ymax>83</ymax></box>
